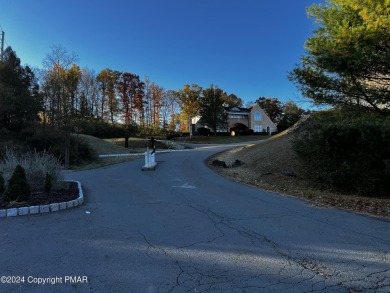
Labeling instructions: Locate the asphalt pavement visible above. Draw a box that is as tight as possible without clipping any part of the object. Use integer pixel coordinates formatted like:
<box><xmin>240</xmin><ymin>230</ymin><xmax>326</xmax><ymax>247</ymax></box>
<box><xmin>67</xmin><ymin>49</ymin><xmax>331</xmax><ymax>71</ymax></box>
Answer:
<box><xmin>1</xmin><ymin>144</ymin><xmax>389</xmax><ymax>293</ymax></box>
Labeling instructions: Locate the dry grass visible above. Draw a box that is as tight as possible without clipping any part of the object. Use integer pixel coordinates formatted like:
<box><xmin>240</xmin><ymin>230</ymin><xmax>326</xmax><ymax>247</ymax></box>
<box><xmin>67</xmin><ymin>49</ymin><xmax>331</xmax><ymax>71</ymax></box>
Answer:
<box><xmin>77</xmin><ymin>134</ymin><xmax>144</xmax><ymax>155</ymax></box>
<box><xmin>72</xmin><ymin>134</ymin><xmax>143</xmax><ymax>171</ymax></box>
<box><xmin>173</xmin><ymin>135</ymin><xmax>270</xmax><ymax>144</ymax></box>
<box><xmin>208</xmin><ymin>130</ymin><xmax>390</xmax><ymax>219</ymax></box>
<box><xmin>104</xmin><ymin>137</ymin><xmax>185</xmax><ymax>150</ymax></box>
<box><xmin>73</xmin><ymin>135</ymin><xmax>184</xmax><ymax>171</ymax></box>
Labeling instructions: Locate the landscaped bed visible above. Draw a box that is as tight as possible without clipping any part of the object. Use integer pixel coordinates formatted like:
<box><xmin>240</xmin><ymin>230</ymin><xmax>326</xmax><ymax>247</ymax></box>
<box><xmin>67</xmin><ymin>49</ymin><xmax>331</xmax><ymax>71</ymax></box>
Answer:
<box><xmin>0</xmin><ymin>181</ymin><xmax>79</xmax><ymax>209</ymax></box>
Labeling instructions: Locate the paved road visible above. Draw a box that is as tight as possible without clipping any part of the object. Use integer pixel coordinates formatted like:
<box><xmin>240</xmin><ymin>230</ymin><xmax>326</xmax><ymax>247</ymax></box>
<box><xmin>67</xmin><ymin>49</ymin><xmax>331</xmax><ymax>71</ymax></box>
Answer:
<box><xmin>1</xmin><ymin>144</ymin><xmax>389</xmax><ymax>293</ymax></box>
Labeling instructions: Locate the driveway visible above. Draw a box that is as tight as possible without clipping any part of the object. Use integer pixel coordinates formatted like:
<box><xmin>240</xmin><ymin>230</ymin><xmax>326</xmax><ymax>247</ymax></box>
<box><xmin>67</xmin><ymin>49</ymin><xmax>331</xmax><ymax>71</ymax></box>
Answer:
<box><xmin>1</xmin><ymin>145</ymin><xmax>389</xmax><ymax>292</ymax></box>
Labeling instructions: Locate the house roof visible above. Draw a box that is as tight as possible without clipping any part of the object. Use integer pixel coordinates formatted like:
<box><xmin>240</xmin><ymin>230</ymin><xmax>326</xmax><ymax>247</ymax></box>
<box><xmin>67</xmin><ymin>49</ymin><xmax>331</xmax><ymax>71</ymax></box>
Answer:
<box><xmin>224</xmin><ymin>106</ymin><xmax>250</xmax><ymax>114</ymax></box>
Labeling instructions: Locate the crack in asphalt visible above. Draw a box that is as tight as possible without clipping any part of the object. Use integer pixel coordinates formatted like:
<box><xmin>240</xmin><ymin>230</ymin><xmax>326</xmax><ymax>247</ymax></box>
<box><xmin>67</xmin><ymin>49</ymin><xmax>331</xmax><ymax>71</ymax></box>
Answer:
<box><xmin>182</xmin><ymin>203</ymin><xmax>389</xmax><ymax>293</ymax></box>
<box><xmin>134</xmin><ymin>199</ymin><xmax>389</xmax><ymax>292</ymax></box>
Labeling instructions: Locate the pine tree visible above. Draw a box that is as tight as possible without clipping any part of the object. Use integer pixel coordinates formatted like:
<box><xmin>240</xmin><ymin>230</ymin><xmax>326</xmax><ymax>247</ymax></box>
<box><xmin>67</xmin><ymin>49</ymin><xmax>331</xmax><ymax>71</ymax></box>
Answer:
<box><xmin>4</xmin><ymin>165</ymin><xmax>31</xmax><ymax>202</ymax></box>
<box><xmin>0</xmin><ymin>47</ymin><xmax>42</xmax><ymax>132</ymax></box>
<box><xmin>289</xmin><ymin>0</ymin><xmax>390</xmax><ymax>114</ymax></box>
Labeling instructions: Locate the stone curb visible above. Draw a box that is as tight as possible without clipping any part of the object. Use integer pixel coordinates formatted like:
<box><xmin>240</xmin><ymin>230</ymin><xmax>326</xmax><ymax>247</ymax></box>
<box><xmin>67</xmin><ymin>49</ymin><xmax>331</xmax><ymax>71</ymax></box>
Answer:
<box><xmin>0</xmin><ymin>181</ymin><xmax>83</xmax><ymax>218</ymax></box>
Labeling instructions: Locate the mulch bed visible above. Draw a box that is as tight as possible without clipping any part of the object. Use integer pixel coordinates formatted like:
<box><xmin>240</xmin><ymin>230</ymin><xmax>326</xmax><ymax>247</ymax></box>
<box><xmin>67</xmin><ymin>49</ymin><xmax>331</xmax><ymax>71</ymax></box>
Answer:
<box><xmin>0</xmin><ymin>181</ymin><xmax>79</xmax><ymax>209</ymax></box>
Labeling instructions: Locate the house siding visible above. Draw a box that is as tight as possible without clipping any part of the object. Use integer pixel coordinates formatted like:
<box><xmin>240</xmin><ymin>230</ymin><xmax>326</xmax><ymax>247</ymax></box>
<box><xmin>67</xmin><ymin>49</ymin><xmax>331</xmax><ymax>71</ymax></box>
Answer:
<box><xmin>249</xmin><ymin>104</ymin><xmax>278</xmax><ymax>133</ymax></box>
<box><xmin>226</xmin><ymin>115</ymin><xmax>249</xmax><ymax>130</ymax></box>
<box><xmin>193</xmin><ymin>104</ymin><xmax>277</xmax><ymax>134</ymax></box>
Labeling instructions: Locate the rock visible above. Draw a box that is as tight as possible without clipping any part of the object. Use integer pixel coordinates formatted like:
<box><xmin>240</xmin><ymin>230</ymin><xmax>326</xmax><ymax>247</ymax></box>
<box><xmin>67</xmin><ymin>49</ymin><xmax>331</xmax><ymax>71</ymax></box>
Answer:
<box><xmin>232</xmin><ymin>160</ymin><xmax>244</xmax><ymax>167</ymax></box>
<box><xmin>281</xmin><ymin>169</ymin><xmax>296</xmax><ymax>177</ymax></box>
<box><xmin>212</xmin><ymin>159</ymin><xmax>228</xmax><ymax>168</ymax></box>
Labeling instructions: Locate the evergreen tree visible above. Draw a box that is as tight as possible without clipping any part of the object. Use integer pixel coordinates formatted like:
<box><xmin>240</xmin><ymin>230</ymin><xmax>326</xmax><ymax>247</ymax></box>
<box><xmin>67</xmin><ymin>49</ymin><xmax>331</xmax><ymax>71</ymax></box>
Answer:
<box><xmin>0</xmin><ymin>47</ymin><xmax>42</xmax><ymax>132</ymax></box>
<box><xmin>289</xmin><ymin>0</ymin><xmax>390</xmax><ymax>114</ymax></box>
<box><xmin>4</xmin><ymin>165</ymin><xmax>31</xmax><ymax>202</ymax></box>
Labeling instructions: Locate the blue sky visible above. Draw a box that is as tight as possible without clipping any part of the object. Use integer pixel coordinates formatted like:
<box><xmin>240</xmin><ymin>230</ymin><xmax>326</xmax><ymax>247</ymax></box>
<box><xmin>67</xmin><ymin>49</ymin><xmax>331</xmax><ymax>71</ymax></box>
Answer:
<box><xmin>0</xmin><ymin>0</ymin><xmax>321</xmax><ymax>106</ymax></box>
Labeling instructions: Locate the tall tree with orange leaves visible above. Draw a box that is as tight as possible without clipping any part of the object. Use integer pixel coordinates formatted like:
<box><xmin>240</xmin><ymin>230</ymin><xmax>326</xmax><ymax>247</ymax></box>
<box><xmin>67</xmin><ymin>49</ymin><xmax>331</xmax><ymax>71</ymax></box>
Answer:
<box><xmin>117</xmin><ymin>72</ymin><xmax>144</xmax><ymax>125</ymax></box>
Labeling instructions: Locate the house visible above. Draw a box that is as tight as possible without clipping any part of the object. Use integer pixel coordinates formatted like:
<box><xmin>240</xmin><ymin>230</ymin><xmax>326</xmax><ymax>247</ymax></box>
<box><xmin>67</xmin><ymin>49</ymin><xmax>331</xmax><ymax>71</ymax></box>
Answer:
<box><xmin>193</xmin><ymin>104</ymin><xmax>278</xmax><ymax>135</ymax></box>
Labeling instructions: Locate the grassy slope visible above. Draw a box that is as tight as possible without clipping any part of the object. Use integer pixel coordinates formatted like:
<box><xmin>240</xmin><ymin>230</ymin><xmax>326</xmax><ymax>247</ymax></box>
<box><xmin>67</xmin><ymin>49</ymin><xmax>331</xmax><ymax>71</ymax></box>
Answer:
<box><xmin>173</xmin><ymin>135</ymin><xmax>269</xmax><ymax>144</ymax></box>
<box><xmin>77</xmin><ymin>134</ymin><xmax>138</xmax><ymax>155</ymax></box>
<box><xmin>72</xmin><ymin>134</ymin><xmax>143</xmax><ymax>170</ymax></box>
<box><xmin>209</xmin><ymin>127</ymin><xmax>390</xmax><ymax>219</ymax></box>
<box><xmin>74</xmin><ymin>135</ymin><xmax>184</xmax><ymax>170</ymax></box>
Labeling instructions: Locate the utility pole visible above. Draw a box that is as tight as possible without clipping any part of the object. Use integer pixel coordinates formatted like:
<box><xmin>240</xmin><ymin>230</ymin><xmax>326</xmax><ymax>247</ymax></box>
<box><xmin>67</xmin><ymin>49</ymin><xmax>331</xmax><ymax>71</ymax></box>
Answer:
<box><xmin>1</xmin><ymin>30</ymin><xmax>4</xmax><ymax>62</ymax></box>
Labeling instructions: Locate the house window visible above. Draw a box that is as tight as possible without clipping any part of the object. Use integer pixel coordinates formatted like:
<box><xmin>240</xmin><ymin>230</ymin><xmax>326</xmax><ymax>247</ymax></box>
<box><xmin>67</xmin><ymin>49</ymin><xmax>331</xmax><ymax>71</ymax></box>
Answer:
<box><xmin>254</xmin><ymin>112</ymin><xmax>262</xmax><ymax>121</ymax></box>
<box><xmin>255</xmin><ymin>125</ymin><xmax>263</xmax><ymax>133</ymax></box>
<box><xmin>229</xmin><ymin>115</ymin><xmax>245</xmax><ymax>119</ymax></box>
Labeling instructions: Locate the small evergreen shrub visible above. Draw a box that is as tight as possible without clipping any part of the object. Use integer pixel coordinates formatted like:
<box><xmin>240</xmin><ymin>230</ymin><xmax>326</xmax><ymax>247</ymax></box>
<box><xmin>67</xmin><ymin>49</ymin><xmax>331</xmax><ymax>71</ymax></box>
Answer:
<box><xmin>4</xmin><ymin>165</ymin><xmax>31</xmax><ymax>202</ymax></box>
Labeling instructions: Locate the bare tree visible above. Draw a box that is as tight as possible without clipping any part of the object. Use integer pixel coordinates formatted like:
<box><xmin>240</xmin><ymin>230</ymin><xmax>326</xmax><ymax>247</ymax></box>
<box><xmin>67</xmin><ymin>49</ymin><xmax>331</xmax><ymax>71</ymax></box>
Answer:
<box><xmin>150</xmin><ymin>82</ymin><xmax>164</xmax><ymax>130</ymax></box>
<box><xmin>41</xmin><ymin>44</ymin><xmax>79</xmax><ymax>168</ymax></box>
<box><xmin>79</xmin><ymin>68</ymin><xmax>98</xmax><ymax>119</ymax></box>
<box><xmin>43</xmin><ymin>44</ymin><xmax>78</xmax><ymax>70</ymax></box>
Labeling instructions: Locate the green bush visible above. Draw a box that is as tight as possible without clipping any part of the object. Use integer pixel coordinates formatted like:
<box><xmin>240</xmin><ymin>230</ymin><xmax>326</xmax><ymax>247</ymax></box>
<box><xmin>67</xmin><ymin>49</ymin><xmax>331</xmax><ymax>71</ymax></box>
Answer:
<box><xmin>69</xmin><ymin>136</ymin><xmax>97</xmax><ymax>165</ymax></box>
<box><xmin>293</xmin><ymin>110</ymin><xmax>390</xmax><ymax>196</ymax></box>
<box><xmin>0</xmin><ymin>148</ymin><xmax>63</xmax><ymax>192</ymax></box>
<box><xmin>23</xmin><ymin>125</ymin><xmax>96</xmax><ymax>166</ymax></box>
<box><xmin>4</xmin><ymin>165</ymin><xmax>31</xmax><ymax>202</ymax></box>
<box><xmin>0</xmin><ymin>172</ymin><xmax>4</xmax><ymax>194</ymax></box>
<box><xmin>44</xmin><ymin>172</ymin><xmax>52</xmax><ymax>193</ymax></box>
<box><xmin>77</xmin><ymin>119</ymin><xmax>139</xmax><ymax>138</ymax></box>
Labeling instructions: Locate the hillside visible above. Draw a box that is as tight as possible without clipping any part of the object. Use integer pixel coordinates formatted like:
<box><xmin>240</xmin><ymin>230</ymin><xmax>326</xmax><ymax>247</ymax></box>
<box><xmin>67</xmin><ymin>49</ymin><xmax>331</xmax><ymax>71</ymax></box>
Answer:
<box><xmin>209</xmin><ymin>117</ymin><xmax>390</xmax><ymax>218</ymax></box>
<box><xmin>74</xmin><ymin>134</ymin><xmax>185</xmax><ymax>170</ymax></box>
<box><xmin>77</xmin><ymin>134</ymin><xmax>137</xmax><ymax>155</ymax></box>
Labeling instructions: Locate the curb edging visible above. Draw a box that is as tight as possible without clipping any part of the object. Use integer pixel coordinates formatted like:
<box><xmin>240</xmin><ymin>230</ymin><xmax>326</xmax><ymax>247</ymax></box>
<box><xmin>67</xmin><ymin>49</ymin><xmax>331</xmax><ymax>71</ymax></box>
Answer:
<box><xmin>0</xmin><ymin>180</ymin><xmax>83</xmax><ymax>218</ymax></box>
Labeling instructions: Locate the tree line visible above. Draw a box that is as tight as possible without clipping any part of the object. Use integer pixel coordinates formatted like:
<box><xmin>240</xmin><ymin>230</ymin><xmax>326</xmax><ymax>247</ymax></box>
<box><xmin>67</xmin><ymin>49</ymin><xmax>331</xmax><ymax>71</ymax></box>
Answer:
<box><xmin>38</xmin><ymin>45</ymin><xmax>181</xmax><ymax>134</ymax></box>
<box><xmin>1</xmin><ymin>44</ymin><xmax>305</xmax><ymax>139</ymax></box>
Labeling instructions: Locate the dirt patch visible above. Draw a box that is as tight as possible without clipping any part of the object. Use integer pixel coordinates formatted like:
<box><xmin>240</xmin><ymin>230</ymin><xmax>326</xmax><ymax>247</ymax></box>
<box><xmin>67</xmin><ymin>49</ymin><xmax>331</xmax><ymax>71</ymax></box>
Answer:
<box><xmin>0</xmin><ymin>181</ymin><xmax>79</xmax><ymax>209</ymax></box>
<box><xmin>207</xmin><ymin>131</ymin><xmax>390</xmax><ymax>219</ymax></box>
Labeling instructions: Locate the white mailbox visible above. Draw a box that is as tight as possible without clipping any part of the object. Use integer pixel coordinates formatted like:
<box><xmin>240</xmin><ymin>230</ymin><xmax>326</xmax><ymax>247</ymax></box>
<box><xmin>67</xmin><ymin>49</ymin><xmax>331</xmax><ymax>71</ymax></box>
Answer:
<box><xmin>142</xmin><ymin>148</ymin><xmax>157</xmax><ymax>171</ymax></box>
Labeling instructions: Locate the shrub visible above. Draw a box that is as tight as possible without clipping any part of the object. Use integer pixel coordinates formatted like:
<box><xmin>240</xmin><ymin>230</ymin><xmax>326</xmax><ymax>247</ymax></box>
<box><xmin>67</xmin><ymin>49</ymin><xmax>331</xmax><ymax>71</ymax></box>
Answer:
<box><xmin>23</xmin><ymin>125</ymin><xmax>96</xmax><ymax>166</ymax></box>
<box><xmin>0</xmin><ymin>172</ymin><xmax>4</xmax><ymax>194</ymax></box>
<box><xmin>77</xmin><ymin>119</ymin><xmax>139</xmax><ymax>138</ymax></box>
<box><xmin>0</xmin><ymin>148</ymin><xmax>64</xmax><ymax>192</ymax></box>
<box><xmin>197</xmin><ymin>127</ymin><xmax>211</xmax><ymax>136</ymax></box>
<box><xmin>293</xmin><ymin>110</ymin><xmax>390</xmax><ymax>196</ymax></box>
<box><xmin>166</xmin><ymin>132</ymin><xmax>181</xmax><ymax>140</ymax></box>
<box><xmin>69</xmin><ymin>136</ymin><xmax>97</xmax><ymax>165</ymax></box>
<box><xmin>44</xmin><ymin>172</ymin><xmax>52</xmax><ymax>193</ymax></box>
<box><xmin>3</xmin><ymin>165</ymin><xmax>31</xmax><ymax>202</ymax></box>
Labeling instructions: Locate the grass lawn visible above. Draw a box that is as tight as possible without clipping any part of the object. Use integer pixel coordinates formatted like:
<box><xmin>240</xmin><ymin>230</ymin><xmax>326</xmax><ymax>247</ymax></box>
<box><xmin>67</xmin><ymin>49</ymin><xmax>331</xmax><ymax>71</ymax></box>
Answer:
<box><xmin>104</xmin><ymin>137</ymin><xmax>154</xmax><ymax>149</ymax></box>
<box><xmin>73</xmin><ymin>135</ymin><xmax>184</xmax><ymax>171</ymax></box>
<box><xmin>73</xmin><ymin>134</ymin><xmax>143</xmax><ymax>171</ymax></box>
<box><xmin>173</xmin><ymin>134</ymin><xmax>270</xmax><ymax>144</ymax></box>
